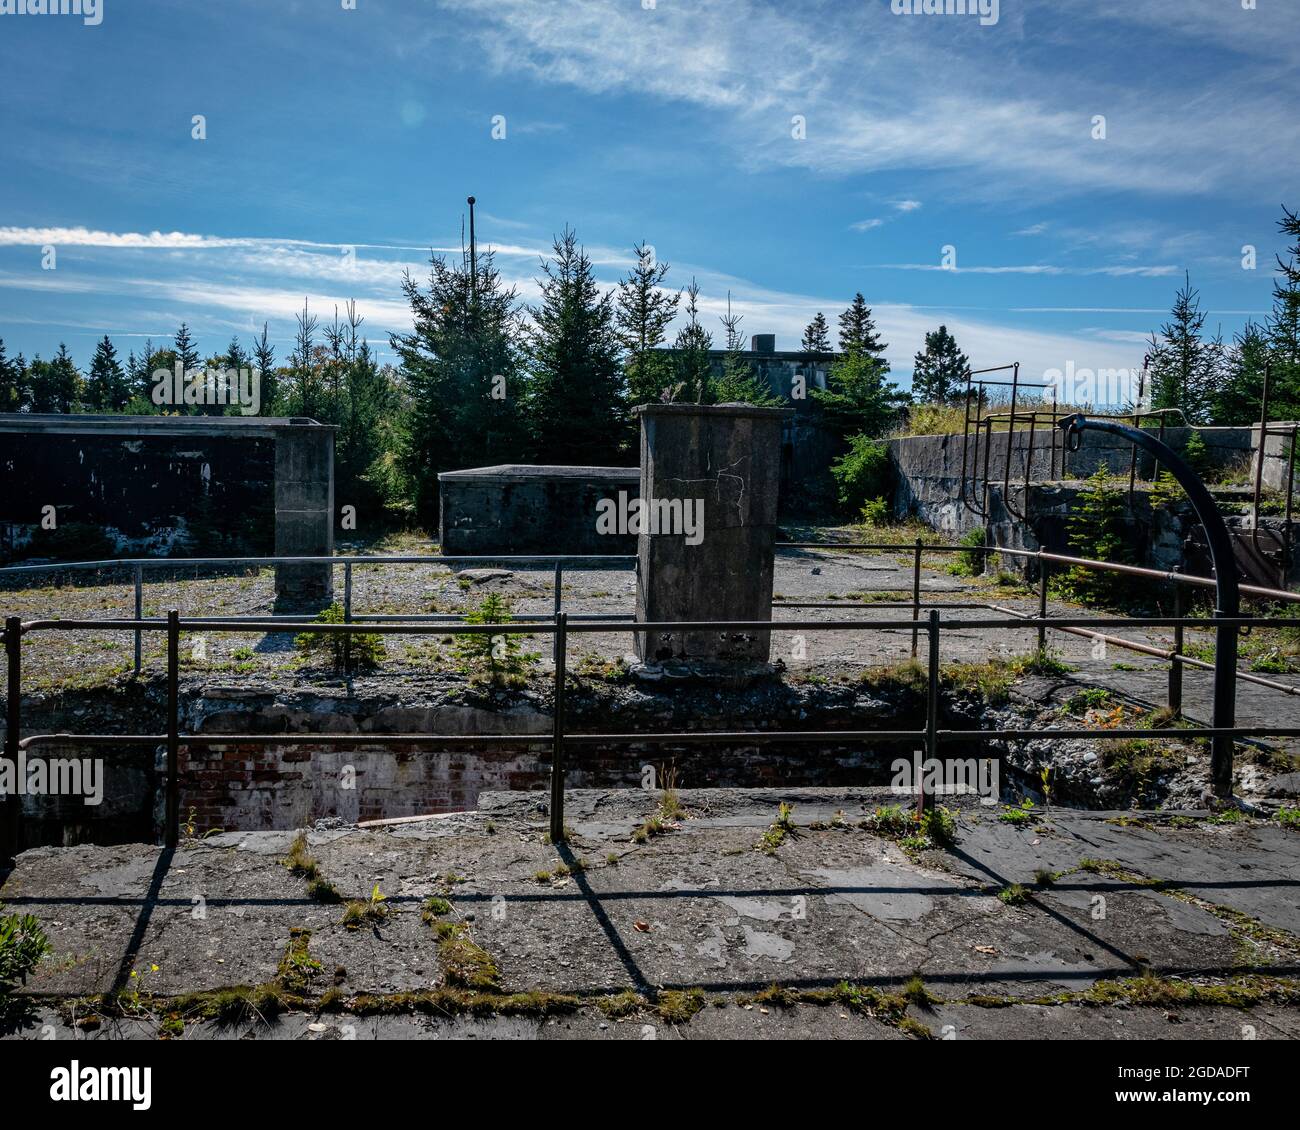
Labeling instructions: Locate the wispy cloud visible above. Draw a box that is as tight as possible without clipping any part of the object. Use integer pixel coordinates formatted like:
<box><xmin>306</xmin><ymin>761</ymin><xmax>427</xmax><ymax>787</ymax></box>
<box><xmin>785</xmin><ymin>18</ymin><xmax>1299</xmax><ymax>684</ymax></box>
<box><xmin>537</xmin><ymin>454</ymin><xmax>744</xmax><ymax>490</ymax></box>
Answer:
<box><xmin>877</xmin><ymin>263</ymin><xmax>1180</xmax><ymax>278</ymax></box>
<box><xmin>437</xmin><ymin>0</ymin><xmax>1300</xmax><ymax>199</ymax></box>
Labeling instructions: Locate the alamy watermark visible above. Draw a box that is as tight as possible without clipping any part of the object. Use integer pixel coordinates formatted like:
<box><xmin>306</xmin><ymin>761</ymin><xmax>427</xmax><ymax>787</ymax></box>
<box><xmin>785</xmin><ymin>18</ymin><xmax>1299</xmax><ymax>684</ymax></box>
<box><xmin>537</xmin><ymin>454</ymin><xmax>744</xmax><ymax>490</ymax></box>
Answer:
<box><xmin>152</xmin><ymin>363</ymin><xmax>262</xmax><ymax>415</ymax></box>
<box><xmin>891</xmin><ymin>0</ymin><xmax>999</xmax><ymax>28</ymax></box>
<box><xmin>891</xmin><ymin>753</ymin><xmax>999</xmax><ymax>805</ymax></box>
<box><xmin>1042</xmin><ymin>361</ymin><xmax>1149</xmax><ymax>410</ymax></box>
<box><xmin>0</xmin><ymin>0</ymin><xmax>103</xmax><ymax>25</ymax></box>
<box><xmin>595</xmin><ymin>491</ymin><xmax>704</xmax><ymax>545</ymax></box>
<box><xmin>0</xmin><ymin>752</ymin><xmax>104</xmax><ymax>806</ymax></box>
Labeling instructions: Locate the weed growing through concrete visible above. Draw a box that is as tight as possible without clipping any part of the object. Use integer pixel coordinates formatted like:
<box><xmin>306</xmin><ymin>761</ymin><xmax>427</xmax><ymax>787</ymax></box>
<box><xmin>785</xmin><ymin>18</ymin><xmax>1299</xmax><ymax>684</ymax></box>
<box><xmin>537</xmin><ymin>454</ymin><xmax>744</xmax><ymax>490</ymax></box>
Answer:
<box><xmin>293</xmin><ymin>602</ymin><xmax>385</xmax><ymax>672</ymax></box>
<box><xmin>281</xmin><ymin>832</ymin><xmax>342</xmax><ymax>903</ymax></box>
<box><xmin>341</xmin><ymin>884</ymin><xmax>390</xmax><ymax>930</ymax></box>
<box><xmin>757</xmin><ymin>801</ymin><xmax>798</xmax><ymax>855</ymax></box>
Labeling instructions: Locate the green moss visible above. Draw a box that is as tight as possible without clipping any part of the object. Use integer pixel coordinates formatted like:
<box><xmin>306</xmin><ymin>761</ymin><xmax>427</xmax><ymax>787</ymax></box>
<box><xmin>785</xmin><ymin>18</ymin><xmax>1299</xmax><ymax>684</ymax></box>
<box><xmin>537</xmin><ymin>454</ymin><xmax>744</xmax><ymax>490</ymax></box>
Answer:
<box><xmin>656</xmin><ymin>988</ymin><xmax>706</xmax><ymax>1023</ymax></box>
<box><xmin>597</xmin><ymin>990</ymin><xmax>648</xmax><ymax>1018</ymax></box>
<box><xmin>437</xmin><ymin>924</ymin><xmax>501</xmax><ymax>992</ymax></box>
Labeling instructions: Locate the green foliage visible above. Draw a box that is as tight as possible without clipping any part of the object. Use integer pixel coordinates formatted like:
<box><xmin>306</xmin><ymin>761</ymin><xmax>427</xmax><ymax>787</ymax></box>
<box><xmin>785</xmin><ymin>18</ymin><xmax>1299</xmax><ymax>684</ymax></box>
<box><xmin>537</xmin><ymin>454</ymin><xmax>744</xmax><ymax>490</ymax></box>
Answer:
<box><xmin>801</xmin><ymin>312</ymin><xmax>832</xmax><ymax>354</ymax></box>
<box><xmin>837</xmin><ymin>293</ymin><xmax>888</xmax><ymax>358</ymax></box>
<box><xmin>1147</xmin><ymin>274</ymin><xmax>1222</xmax><ymax>426</ymax></box>
<box><xmin>0</xmin><ymin>905</ymin><xmax>50</xmax><ymax>1005</ymax></box>
<box><xmin>813</xmin><ymin>349</ymin><xmax>905</xmax><ymax>442</ymax></box>
<box><xmin>671</xmin><ymin>277</ymin><xmax>713</xmax><ymax>403</ymax></box>
<box><xmin>947</xmin><ymin>526</ymin><xmax>986</xmax><ymax>577</ymax></box>
<box><xmin>616</xmin><ymin>241</ymin><xmax>681</xmax><ymax>408</ymax></box>
<box><xmin>829</xmin><ymin>434</ymin><xmax>891</xmax><ymax>514</ymax></box>
<box><xmin>452</xmin><ymin>593</ymin><xmax>540</xmax><ymax>685</ymax></box>
<box><xmin>525</xmin><ymin>227</ymin><xmax>626</xmax><ymax>462</ymax></box>
<box><xmin>910</xmin><ymin>324</ymin><xmax>969</xmax><ymax>404</ymax></box>
<box><xmin>393</xmin><ymin>247</ymin><xmax>527</xmax><ymax>525</ymax></box>
<box><xmin>293</xmin><ymin>602</ymin><xmax>385</xmax><ymax>672</ymax></box>
<box><xmin>859</xmin><ymin>497</ymin><xmax>889</xmax><ymax>528</ymax></box>
<box><xmin>1055</xmin><ymin>467</ymin><xmax>1132</xmax><ymax>604</ymax></box>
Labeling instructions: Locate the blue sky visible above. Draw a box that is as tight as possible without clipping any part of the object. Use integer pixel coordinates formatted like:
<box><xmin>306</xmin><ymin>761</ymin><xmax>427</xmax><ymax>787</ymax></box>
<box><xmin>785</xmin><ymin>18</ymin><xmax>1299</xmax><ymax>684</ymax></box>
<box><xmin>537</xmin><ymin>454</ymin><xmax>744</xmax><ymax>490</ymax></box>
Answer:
<box><xmin>0</xmin><ymin>0</ymin><xmax>1297</xmax><ymax>390</ymax></box>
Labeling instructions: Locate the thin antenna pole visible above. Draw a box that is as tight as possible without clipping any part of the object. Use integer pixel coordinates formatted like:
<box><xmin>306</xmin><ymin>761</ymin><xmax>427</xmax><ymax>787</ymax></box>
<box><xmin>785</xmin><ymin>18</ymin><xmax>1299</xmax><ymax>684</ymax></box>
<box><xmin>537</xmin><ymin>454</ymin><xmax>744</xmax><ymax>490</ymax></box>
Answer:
<box><xmin>467</xmin><ymin>195</ymin><xmax>477</xmax><ymax>305</ymax></box>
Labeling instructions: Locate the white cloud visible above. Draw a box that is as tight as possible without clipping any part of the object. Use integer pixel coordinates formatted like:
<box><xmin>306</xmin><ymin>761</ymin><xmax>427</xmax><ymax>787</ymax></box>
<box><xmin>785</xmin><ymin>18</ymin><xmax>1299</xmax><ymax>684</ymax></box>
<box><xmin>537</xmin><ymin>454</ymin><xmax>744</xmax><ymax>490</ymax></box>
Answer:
<box><xmin>849</xmin><ymin>219</ymin><xmax>885</xmax><ymax>232</ymax></box>
<box><xmin>436</xmin><ymin>0</ymin><xmax>1300</xmax><ymax>199</ymax></box>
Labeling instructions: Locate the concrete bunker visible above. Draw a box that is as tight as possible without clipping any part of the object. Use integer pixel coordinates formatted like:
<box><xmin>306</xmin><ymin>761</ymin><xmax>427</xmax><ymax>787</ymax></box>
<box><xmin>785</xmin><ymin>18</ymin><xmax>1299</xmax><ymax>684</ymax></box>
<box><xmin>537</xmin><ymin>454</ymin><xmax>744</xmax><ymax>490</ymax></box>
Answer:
<box><xmin>0</xmin><ymin>413</ymin><xmax>335</xmax><ymax>606</ymax></box>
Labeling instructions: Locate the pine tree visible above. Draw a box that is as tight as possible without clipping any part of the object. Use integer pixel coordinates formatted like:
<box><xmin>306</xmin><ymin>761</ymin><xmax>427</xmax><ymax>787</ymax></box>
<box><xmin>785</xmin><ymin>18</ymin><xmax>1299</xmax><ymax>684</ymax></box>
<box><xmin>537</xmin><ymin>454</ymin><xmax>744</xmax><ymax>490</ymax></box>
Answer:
<box><xmin>393</xmin><ymin>244</ymin><xmax>527</xmax><ymax>523</ymax></box>
<box><xmin>29</xmin><ymin>344</ymin><xmax>82</xmax><ymax>413</ymax></box>
<box><xmin>0</xmin><ymin>339</ymin><xmax>24</xmax><ymax>412</ymax></box>
<box><xmin>1266</xmin><ymin>205</ymin><xmax>1300</xmax><ymax>418</ymax></box>
<box><xmin>1147</xmin><ymin>274</ymin><xmax>1220</xmax><ymax>424</ymax></box>
<box><xmin>86</xmin><ymin>335</ymin><xmax>129</xmax><ymax>412</ymax></box>
<box><xmin>838</xmin><ymin>293</ymin><xmax>887</xmax><ymax>361</ymax></box>
<box><xmin>812</xmin><ymin>349</ymin><xmax>906</xmax><ymax>441</ymax></box>
<box><xmin>616</xmin><ymin>241</ymin><xmax>680</xmax><ymax>407</ymax></box>
<box><xmin>1061</xmin><ymin>467</ymin><xmax>1132</xmax><ymax>604</ymax></box>
<box><xmin>525</xmin><ymin>227</ymin><xmax>625</xmax><ymax>464</ymax></box>
<box><xmin>253</xmin><ymin>322</ymin><xmax>278</xmax><ymax>412</ymax></box>
<box><xmin>1209</xmin><ymin>322</ymin><xmax>1271</xmax><ymax>427</ymax></box>
<box><xmin>910</xmin><ymin>325</ymin><xmax>970</xmax><ymax>403</ymax></box>
<box><xmin>801</xmin><ymin>313</ymin><xmax>831</xmax><ymax>354</ymax></box>
<box><xmin>173</xmin><ymin>323</ymin><xmax>200</xmax><ymax>374</ymax></box>
<box><xmin>711</xmin><ymin>293</ymin><xmax>781</xmax><ymax>407</ymax></box>
<box><xmin>672</xmin><ymin>278</ymin><xmax>713</xmax><ymax>403</ymax></box>
<box><xmin>287</xmin><ymin>299</ymin><xmax>327</xmax><ymax>420</ymax></box>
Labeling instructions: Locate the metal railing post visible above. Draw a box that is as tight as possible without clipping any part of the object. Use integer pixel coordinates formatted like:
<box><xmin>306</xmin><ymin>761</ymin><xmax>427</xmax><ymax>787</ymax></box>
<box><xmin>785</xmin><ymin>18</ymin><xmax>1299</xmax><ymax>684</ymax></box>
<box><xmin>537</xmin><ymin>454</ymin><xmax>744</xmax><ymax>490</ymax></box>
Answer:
<box><xmin>133</xmin><ymin>563</ymin><xmax>143</xmax><ymax>676</ymax></box>
<box><xmin>920</xmin><ymin>609</ymin><xmax>940</xmax><ymax>817</ymax></box>
<box><xmin>553</xmin><ymin>562</ymin><xmax>563</xmax><ymax>616</ymax></box>
<box><xmin>1037</xmin><ymin>553</ymin><xmax>1049</xmax><ymax>655</ymax></box>
<box><xmin>910</xmin><ymin>538</ymin><xmax>922</xmax><ymax>659</ymax></box>
<box><xmin>166</xmin><ymin>610</ymin><xmax>180</xmax><ymax>848</ymax></box>
<box><xmin>1169</xmin><ymin>569</ymin><xmax>1184</xmax><ymax>717</ymax></box>
<box><xmin>343</xmin><ymin>561</ymin><xmax>353</xmax><ymax>673</ymax></box>
<box><xmin>3</xmin><ymin>616</ymin><xmax>22</xmax><ymax>862</ymax></box>
<box><xmin>549</xmin><ymin>611</ymin><xmax>568</xmax><ymax>843</ymax></box>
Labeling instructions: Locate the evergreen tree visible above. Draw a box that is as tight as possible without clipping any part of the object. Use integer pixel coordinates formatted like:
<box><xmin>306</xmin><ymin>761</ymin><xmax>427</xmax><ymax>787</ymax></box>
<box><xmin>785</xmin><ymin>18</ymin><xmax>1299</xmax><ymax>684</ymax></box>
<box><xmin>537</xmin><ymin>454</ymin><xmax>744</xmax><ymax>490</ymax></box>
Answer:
<box><xmin>1147</xmin><ymin>274</ymin><xmax>1221</xmax><ymax>424</ymax></box>
<box><xmin>910</xmin><ymin>324</ymin><xmax>970</xmax><ymax>403</ymax></box>
<box><xmin>838</xmin><ymin>292</ymin><xmax>887</xmax><ymax>360</ymax></box>
<box><xmin>615</xmin><ymin>241</ymin><xmax>680</xmax><ymax>407</ymax></box>
<box><xmin>29</xmin><ymin>344</ymin><xmax>82</xmax><ymax>413</ymax></box>
<box><xmin>129</xmin><ymin>338</ymin><xmax>158</xmax><ymax>403</ymax></box>
<box><xmin>801</xmin><ymin>312</ymin><xmax>832</xmax><ymax>354</ymax></box>
<box><xmin>173</xmin><ymin>322</ymin><xmax>200</xmax><ymax>374</ymax></box>
<box><xmin>812</xmin><ymin>349</ymin><xmax>906</xmax><ymax>441</ymax></box>
<box><xmin>525</xmin><ymin>227</ymin><xmax>625</xmax><ymax>464</ymax></box>
<box><xmin>711</xmin><ymin>293</ymin><xmax>781</xmax><ymax>407</ymax></box>
<box><xmin>1265</xmin><ymin>205</ymin><xmax>1300</xmax><ymax>417</ymax></box>
<box><xmin>1209</xmin><ymin>322</ymin><xmax>1271</xmax><ymax>426</ymax></box>
<box><xmin>672</xmin><ymin>278</ymin><xmax>713</xmax><ymax>403</ymax></box>
<box><xmin>0</xmin><ymin>339</ymin><xmax>25</xmax><ymax>412</ymax></box>
<box><xmin>86</xmin><ymin>335</ymin><xmax>129</xmax><ymax>411</ymax></box>
<box><xmin>287</xmin><ymin>299</ymin><xmax>327</xmax><ymax>420</ymax></box>
<box><xmin>392</xmin><ymin>246</ymin><xmax>527</xmax><ymax>523</ymax></box>
<box><xmin>252</xmin><ymin>322</ymin><xmax>278</xmax><ymax>412</ymax></box>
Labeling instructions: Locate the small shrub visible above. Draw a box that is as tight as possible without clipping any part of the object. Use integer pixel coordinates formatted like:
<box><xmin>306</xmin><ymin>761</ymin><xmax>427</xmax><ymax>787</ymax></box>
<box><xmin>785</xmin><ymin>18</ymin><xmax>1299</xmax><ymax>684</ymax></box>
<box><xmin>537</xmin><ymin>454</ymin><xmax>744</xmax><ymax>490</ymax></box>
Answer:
<box><xmin>0</xmin><ymin>904</ymin><xmax>50</xmax><ymax>1006</ymax></box>
<box><xmin>829</xmin><ymin>434</ymin><xmax>891</xmax><ymax>514</ymax></box>
<box><xmin>947</xmin><ymin>527</ymin><xmax>986</xmax><ymax>577</ymax></box>
<box><xmin>452</xmin><ymin>593</ymin><xmax>540</xmax><ymax>686</ymax></box>
<box><xmin>294</xmin><ymin>603</ymin><xmax>385</xmax><ymax>672</ymax></box>
<box><xmin>859</xmin><ymin>497</ymin><xmax>890</xmax><ymax>528</ymax></box>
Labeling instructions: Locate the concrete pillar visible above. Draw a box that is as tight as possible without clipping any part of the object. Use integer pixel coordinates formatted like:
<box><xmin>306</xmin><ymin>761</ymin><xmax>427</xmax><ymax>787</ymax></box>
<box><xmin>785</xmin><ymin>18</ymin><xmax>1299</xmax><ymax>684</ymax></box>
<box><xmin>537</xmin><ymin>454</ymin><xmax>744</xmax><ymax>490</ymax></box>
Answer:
<box><xmin>274</xmin><ymin>423</ymin><xmax>334</xmax><ymax>609</ymax></box>
<box><xmin>634</xmin><ymin>403</ymin><xmax>791</xmax><ymax>669</ymax></box>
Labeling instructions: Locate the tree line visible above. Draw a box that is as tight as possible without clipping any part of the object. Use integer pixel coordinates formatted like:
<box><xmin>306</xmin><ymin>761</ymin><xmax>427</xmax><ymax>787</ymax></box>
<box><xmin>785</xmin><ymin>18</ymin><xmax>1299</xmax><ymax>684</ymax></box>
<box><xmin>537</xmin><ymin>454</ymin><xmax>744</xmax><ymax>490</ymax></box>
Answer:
<box><xmin>1</xmin><ymin>204</ymin><xmax>1294</xmax><ymax>525</ymax></box>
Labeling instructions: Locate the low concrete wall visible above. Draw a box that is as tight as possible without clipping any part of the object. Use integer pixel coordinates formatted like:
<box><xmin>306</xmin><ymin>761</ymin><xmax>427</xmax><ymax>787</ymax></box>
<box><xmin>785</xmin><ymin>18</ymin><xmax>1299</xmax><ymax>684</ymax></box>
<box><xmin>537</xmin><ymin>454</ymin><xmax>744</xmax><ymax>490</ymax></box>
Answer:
<box><xmin>437</xmin><ymin>465</ymin><xmax>639</xmax><ymax>555</ymax></box>
<box><xmin>889</xmin><ymin>425</ymin><xmax>1279</xmax><ymax>539</ymax></box>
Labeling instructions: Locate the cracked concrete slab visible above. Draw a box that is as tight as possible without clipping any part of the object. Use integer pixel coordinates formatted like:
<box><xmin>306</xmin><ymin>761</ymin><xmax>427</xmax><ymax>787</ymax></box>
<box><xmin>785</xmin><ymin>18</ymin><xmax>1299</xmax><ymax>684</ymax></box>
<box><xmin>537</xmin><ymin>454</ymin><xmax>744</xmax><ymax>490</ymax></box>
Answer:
<box><xmin>3</xmin><ymin>787</ymin><xmax>1298</xmax><ymax>1040</ymax></box>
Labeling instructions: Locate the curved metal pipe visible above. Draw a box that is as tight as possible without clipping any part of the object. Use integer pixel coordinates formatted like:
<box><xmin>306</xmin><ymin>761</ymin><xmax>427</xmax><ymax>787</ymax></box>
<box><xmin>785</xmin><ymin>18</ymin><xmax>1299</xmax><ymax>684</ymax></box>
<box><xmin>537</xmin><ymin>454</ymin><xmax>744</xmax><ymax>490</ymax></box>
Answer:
<box><xmin>1058</xmin><ymin>414</ymin><xmax>1239</xmax><ymax>797</ymax></box>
